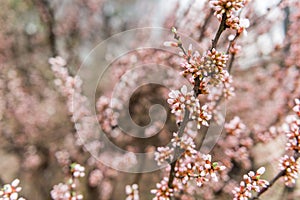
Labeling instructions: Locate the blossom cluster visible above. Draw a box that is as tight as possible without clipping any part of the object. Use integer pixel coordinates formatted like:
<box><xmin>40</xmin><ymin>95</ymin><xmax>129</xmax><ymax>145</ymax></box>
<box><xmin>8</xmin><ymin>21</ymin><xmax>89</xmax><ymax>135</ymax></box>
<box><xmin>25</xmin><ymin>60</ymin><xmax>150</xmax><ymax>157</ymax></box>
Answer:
<box><xmin>70</xmin><ymin>163</ymin><xmax>85</xmax><ymax>178</ymax></box>
<box><xmin>165</xmin><ymin>33</ymin><xmax>235</xmax><ymax>100</ymax></box>
<box><xmin>0</xmin><ymin>179</ymin><xmax>25</xmax><ymax>200</ymax></box>
<box><xmin>153</xmin><ymin>133</ymin><xmax>226</xmax><ymax>199</ymax></box>
<box><xmin>167</xmin><ymin>85</ymin><xmax>197</xmax><ymax>121</ymax></box>
<box><xmin>285</xmin><ymin>117</ymin><xmax>300</xmax><ymax>152</ymax></box>
<box><xmin>180</xmin><ymin>47</ymin><xmax>202</xmax><ymax>83</ymax></box>
<box><xmin>232</xmin><ymin>167</ymin><xmax>269</xmax><ymax>200</ymax></box>
<box><xmin>171</xmin><ymin>132</ymin><xmax>196</xmax><ymax>153</ymax></box>
<box><xmin>50</xmin><ymin>163</ymin><xmax>85</xmax><ymax>200</ymax></box>
<box><xmin>151</xmin><ymin>150</ymin><xmax>225</xmax><ymax>200</ymax></box>
<box><xmin>279</xmin><ymin>155</ymin><xmax>299</xmax><ymax>186</ymax></box>
<box><xmin>210</xmin><ymin>0</ymin><xmax>245</xmax><ymax>17</ymax></box>
<box><xmin>284</xmin><ymin>99</ymin><xmax>300</xmax><ymax>152</ymax></box>
<box><xmin>276</xmin><ymin>99</ymin><xmax>300</xmax><ymax>187</ymax></box>
<box><xmin>226</xmin><ymin>16</ymin><xmax>250</xmax><ymax>35</ymax></box>
<box><xmin>167</xmin><ymin>85</ymin><xmax>212</xmax><ymax>128</ymax></box>
<box><xmin>151</xmin><ymin>177</ymin><xmax>174</xmax><ymax>200</ymax></box>
<box><xmin>154</xmin><ymin>146</ymin><xmax>174</xmax><ymax>166</ymax></box>
<box><xmin>182</xmin><ymin>47</ymin><xmax>235</xmax><ymax>100</ymax></box>
<box><xmin>180</xmin><ymin>48</ymin><xmax>229</xmax><ymax>86</ymax></box>
<box><xmin>125</xmin><ymin>184</ymin><xmax>139</xmax><ymax>200</ymax></box>
<box><xmin>210</xmin><ymin>0</ymin><xmax>250</xmax><ymax>34</ymax></box>
<box><xmin>204</xmin><ymin>48</ymin><xmax>229</xmax><ymax>79</ymax></box>
<box><xmin>50</xmin><ymin>183</ymin><xmax>74</xmax><ymax>200</ymax></box>
<box><xmin>192</xmin><ymin>154</ymin><xmax>226</xmax><ymax>187</ymax></box>
<box><xmin>254</xmin><ymin>125</ymin><xmax>282</xmax><ymax>144</ymax></box>
<box><xmin>88</xmin><ymin>169</ymin><xmax>103</xmax><ymax>188</ymax></box>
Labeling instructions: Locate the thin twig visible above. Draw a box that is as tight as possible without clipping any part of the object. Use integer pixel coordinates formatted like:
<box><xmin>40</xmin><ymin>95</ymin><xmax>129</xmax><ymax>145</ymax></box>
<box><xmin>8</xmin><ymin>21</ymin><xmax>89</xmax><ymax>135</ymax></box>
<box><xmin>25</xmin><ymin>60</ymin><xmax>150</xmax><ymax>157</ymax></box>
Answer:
<box><xmin>226</xmin><ymin>32</ymin><xmax>240</xmax><ymax>73</ymax></box>
<box><xmin>199</xmin><ymin>10</ymin><xmax>214</xmax><ymax>42</ymax></box>
<box><xmin>168</xmin><ymin>110</ymin><xmax>190</xmax><ymax>188</ymax></box>
<box><xmin>228</xmin><ymin>54</ymin><xmax>236</xmax><ymax>73</ymax></box>
<box><xmin>211</xmin><ymin>13</ymin><xmax>228</xmax><ymax>50</ymax></box>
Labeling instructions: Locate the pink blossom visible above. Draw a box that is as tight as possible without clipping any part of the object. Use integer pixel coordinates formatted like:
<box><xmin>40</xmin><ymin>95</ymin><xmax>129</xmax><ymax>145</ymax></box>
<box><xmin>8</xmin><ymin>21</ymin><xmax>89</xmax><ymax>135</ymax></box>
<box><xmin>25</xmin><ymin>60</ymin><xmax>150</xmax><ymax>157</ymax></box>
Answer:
<box><xmin>279</xmin><ymin>155</ymin><xmax>299</xmax><ymax>186</ymax></box>
<box><xmin>50</xmin><ymin>183</ymin><xmax>71</xmax><ymax>200</ymax></box>
<box><xmin>154</xmin><ymin>146</ymin><xmax>174</xmax><ymax>166</ymax></box>
<box><xmin>151</xmin><ymin>177</ymin><xmax>174</xmax><ymax>200</ymax></box>
<box><xmin>233</xmin><ymin>167</ymin><xmax>269</xmax><ymax>200</ymax></box>
<box><xmin>125</xmin><ymin>184</ymin><xmax>139</xmax><ymax>200</ymax></box>
<box><xmin>0</xmin><ymin>179</ymin><xmax>25</xmax><ymax>200</ymax></box>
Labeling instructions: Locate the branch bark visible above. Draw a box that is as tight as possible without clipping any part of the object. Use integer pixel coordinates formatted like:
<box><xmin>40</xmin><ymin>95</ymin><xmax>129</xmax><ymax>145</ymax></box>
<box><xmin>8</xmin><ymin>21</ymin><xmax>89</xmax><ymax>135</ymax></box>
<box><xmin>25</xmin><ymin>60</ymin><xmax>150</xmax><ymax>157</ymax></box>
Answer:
<box><xmin>35</xmin><ymin>0</ymin><xmax>57</xmax><ymax>56</ymax></box>
<box><xmin>211</xmin><ymin>13</ymin><xmax>228</xmax><ymax>50</ymax></box>
<box><xmin>168</xmin><ymin>110</ymin><xmax>190</xmax><ymax>188</ymax></box>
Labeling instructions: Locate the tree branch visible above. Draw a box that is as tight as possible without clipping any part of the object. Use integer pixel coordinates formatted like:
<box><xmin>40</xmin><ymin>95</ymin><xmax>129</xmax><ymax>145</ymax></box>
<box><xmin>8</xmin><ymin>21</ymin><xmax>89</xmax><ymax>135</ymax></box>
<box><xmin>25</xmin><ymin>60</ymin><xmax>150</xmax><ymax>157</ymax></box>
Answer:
<box><xmin>168</xmin><ymin>110</ymin><xmax>190</xmax><ymax>188</ymax></box>
<box><xmin>35</xmin><ymin>0</ymin><xmax>57</xmax><ymax>56</ymax></box>
<box><xmin>251</xmin><ymin>152</ymin><xmax>300</xmax><ymax>199</ymax></box>
<box><xmin>167</xmin><ymin>9</ymin><xmax>229</xmax><ymax>195</ymax></box>
<box><xmin>211</xmin><ymin>13</ymin><xmax>228</xmax><ymax>50</ymax></box>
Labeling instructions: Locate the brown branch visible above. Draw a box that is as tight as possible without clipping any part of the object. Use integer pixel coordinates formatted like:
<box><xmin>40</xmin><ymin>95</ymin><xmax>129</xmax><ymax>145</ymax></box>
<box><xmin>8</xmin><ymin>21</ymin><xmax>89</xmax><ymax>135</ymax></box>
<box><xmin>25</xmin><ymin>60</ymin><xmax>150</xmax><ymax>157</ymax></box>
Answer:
<box><xmin>211</xmin><ymin>13</ymin><xmax>228</xmax><ymax>50</ymax></box>
<box><xmin>168</xmin><ymin>109</ymin><xmax>190</xmax><ymax>188</ymax></box>
<box><xmin>228</xmin><ymin>54</ymin><xmax>236</xmax><ymax>73</ymax></box>
<box><xmin>226</xmin><ymin>33</ymin><xmax>239</xmax><ymax>54</ymax></box>
<box><xmin>34</xmin><ymin>0</ymin><xmax>57</xmax><ymax>56</ymax></box>
<box><xmin>225</xmin><ymin>31</ymin><xmax>240</xmax><ymax>73</ymax></box>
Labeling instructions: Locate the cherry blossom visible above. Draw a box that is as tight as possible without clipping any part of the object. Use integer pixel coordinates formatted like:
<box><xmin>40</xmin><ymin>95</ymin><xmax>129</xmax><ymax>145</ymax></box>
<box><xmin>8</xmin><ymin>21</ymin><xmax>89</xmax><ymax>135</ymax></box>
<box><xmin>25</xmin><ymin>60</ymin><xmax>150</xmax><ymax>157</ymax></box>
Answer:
<box><xmin>293</xmin><ymin>98</ymin><xmax>300</xmax><ymax>117</ymax></box>
<box><xmin>279</xmin><ymin>155</ymin><xmax>299</xmax><ymax>186</ymax></box>
<box><xmin>51</xmin><ymin>163</ymin><xmax>85</xmax><ymax>200</ymax></box>
<box><xmin>232</xmin><ymin>167</ymin><xmax>269</xmax><ymax>200</ymax></box>
<box><xmin>210</xmin><ymin>0</ymin><xmax>245</xmax><ymax>18</ymax></box>
<box><xmin>154</xmin><ymin>146</ymin><xmax>174</xmax><ymax>166</ymax></box>
<box><xmin>50</xmin><ymin>183</ymin><xmax>71</xmax><ymax>200</ymax></box>
<box><xmin>125</xmin><ymin>184</ymin><xmax>139</xmax><ymax>200</ymax></box>
<box><xmin>70</xmin><ymin>163</ymin><xmax>85</xmax><ymax>178</ymax></box>
<box><xmin>151</xmin><ymin>177</ymin><xmax>174</xmax><ymax>200</ymax></box>
<box><xmin>167</xmin><ymin>85</ymin><xmax>197</xmax><ymax>123</ymax></box>
<box><xmin>0</xmin><ymin>179</ymin><xmax>25</xmax><ymax>200</ymax></box>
